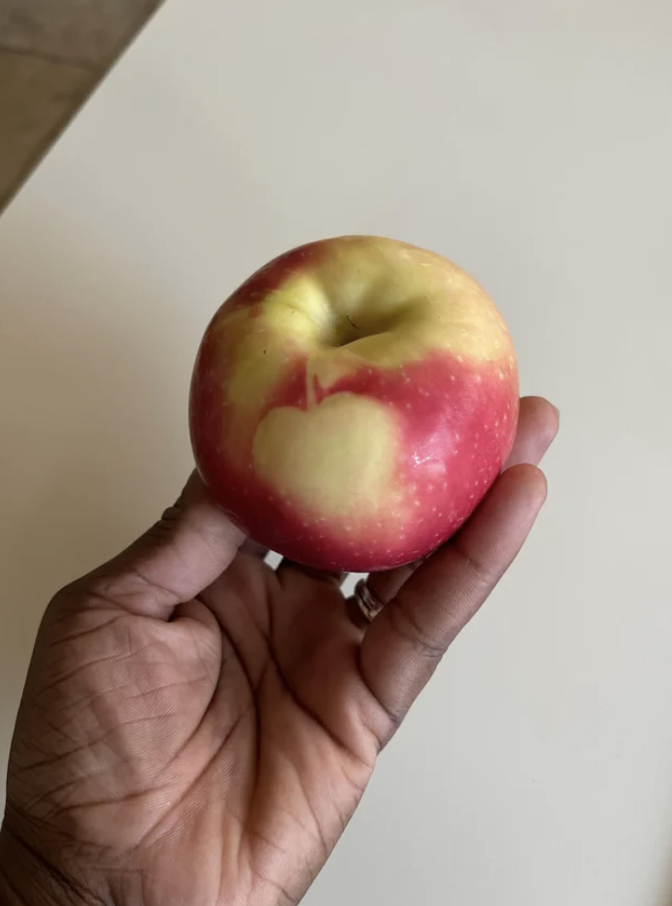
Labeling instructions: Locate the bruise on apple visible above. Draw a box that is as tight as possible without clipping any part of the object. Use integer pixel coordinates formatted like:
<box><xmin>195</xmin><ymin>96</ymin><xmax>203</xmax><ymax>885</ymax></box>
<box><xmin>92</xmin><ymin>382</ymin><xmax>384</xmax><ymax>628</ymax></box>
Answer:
<box><xmin>190</xmin><ymin>236</ymin><xmax>519</xmax><ymax>572</ymax></box>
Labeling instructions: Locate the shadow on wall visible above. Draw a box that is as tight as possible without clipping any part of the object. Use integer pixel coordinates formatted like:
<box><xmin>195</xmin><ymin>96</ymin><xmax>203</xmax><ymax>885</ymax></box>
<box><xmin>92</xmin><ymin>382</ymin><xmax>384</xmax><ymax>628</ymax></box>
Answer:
<box><xmin>0</xmin><ymin>217</ymin><xmax>195</xmax><ymax>781</ymax></box>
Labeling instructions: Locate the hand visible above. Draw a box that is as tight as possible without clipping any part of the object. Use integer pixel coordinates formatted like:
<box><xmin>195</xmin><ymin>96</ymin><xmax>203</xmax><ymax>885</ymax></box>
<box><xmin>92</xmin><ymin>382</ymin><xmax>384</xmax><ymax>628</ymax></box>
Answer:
<box><xmin>0</xmin><ymin>397</ymin><xmax>557</xmax><ymax>906</ymax></box>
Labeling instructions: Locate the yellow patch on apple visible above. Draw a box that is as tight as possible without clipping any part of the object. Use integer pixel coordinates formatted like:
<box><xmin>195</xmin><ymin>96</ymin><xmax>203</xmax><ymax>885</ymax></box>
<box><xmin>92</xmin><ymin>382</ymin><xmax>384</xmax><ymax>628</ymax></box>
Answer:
<box><xmin>222</xmin><ymin>238</ymin><xmax>513</xmax><ymax>422</ymax></box>
<box><xmin>252</xmin><ymin>392</ymin><xmax>402</xmax><ymax>530</ymax></box>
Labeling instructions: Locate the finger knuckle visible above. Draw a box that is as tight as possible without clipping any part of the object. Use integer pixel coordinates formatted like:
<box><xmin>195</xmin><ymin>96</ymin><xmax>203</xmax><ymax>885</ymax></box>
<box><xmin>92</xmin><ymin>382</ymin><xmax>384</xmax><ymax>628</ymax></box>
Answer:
<box><xmin>387</xmin><ymin>603</ymin><xmax>445</xmax><ymax>663</ymax></box>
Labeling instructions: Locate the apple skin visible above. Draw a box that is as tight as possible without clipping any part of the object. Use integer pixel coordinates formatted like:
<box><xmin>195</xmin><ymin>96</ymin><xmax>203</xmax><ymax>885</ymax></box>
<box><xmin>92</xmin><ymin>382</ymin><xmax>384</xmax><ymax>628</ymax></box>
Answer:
<box><xmin>189</xmin><ymin>236</ymin><xmax>519</xmax><ymax>572</ymax></box>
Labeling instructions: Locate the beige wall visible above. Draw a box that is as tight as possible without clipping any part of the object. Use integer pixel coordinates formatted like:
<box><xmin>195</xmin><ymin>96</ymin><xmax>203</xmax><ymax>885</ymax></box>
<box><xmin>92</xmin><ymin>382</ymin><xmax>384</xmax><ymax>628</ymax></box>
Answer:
<box><xmin>0</xmin><ymin>0</ymin><xmax>162</xmax><ymax>210</ymax></box>
<box><xmin>1</xmin><ymin>0</ymin><xmax>672</xmax><ymax>903</ymax></box>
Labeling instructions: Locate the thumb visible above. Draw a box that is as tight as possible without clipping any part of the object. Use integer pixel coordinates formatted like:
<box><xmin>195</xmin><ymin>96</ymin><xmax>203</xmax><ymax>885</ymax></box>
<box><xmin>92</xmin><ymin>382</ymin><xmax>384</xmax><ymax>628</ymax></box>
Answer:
<box><xmin>72</xmin><ymin>472</ymin><xmax>246</xmax><ymax>619</ymax></box>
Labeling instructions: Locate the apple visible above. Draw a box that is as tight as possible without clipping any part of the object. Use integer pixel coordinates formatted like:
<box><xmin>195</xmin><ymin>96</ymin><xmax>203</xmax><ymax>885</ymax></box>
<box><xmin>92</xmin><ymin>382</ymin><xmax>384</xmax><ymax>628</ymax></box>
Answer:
<box><xmin>189</xmin><ymin>236</ymin><xmax>519</xmax><ymax>572</ymax></box>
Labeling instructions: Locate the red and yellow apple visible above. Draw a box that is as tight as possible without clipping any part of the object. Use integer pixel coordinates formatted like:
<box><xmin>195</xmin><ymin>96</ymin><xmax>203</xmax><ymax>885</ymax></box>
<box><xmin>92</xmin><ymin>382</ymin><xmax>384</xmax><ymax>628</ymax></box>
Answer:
<box><xmin>189</xmin><ymin>236</ymin><xmax>518</xmax><ymax>572</ymax></box>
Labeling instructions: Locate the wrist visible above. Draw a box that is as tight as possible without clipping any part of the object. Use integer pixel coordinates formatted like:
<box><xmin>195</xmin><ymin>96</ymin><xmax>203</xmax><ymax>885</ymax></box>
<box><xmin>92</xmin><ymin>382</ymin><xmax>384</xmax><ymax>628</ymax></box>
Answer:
<box><xmin>0</xmin><ymin>822</ymin><xmax>103</xmax><ymax>906</ymax></box>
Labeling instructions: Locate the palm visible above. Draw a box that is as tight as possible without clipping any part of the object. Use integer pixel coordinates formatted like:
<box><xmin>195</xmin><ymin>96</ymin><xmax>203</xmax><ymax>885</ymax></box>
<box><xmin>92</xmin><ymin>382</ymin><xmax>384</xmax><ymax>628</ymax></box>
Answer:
<box><xmin>6</xmin><ymin>551</ymin><xmax>384</xmax><ymax>906</ymax></box>
<box><xmin>3</xmin><ymin>398</ymin><xmax>557</xmax><ymax>906</ymax></box>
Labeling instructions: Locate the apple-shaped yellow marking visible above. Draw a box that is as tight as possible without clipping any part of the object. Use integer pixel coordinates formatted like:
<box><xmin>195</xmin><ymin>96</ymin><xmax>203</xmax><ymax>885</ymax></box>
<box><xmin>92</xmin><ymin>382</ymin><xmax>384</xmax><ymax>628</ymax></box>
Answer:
<box><xmin>252</xmin><ymin>392</ymin><xmax>401</xmax><ymax>530</ymax></box>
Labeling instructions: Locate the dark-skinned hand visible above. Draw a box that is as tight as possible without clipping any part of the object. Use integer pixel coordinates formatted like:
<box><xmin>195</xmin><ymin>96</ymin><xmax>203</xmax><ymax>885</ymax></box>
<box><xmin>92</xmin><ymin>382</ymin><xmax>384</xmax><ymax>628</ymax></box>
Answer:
<box><xmin>0</xmin><ymin>397</ymin><xmax>558</xmax><ymax>906</ymax></box>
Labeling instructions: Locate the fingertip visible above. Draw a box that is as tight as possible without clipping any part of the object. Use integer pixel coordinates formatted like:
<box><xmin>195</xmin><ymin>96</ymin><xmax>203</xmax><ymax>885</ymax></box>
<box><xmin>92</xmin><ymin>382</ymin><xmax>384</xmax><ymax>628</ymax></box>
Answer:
<box><xmin>533</xmin><ymin>464</ymin><xmax>549</xmax><ymax>500</ymax></box>
<box><xmin>177</xmin><ymin>470</ymin><xmax>246</xmax><ymax>538</ymax></box>
<box><xmin>506</xmin><ymin>397</ymin><xmax>559</xmax><ymax>469</ymax></box>
<box><xmin>521</xmin><ymin>396</ymin><xmax>560</xmax><ymax>441</ymax></box>
<box><xmin>176</xmin><ymin>470</ymin><xmax>215</xmax><ymax>509</ymax></box>
<box><xmin>500</xmin><ymin>462</ymin><xmax>549</xmax><ymax>510</ymax></box>
<box><xmin>505</xmin><ymin>460</ymin><xmax>548</xmax><ymax>486</ymax></box>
